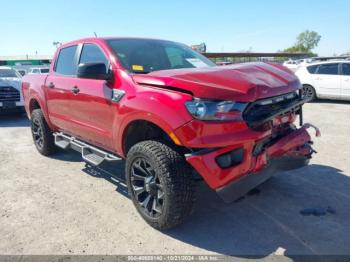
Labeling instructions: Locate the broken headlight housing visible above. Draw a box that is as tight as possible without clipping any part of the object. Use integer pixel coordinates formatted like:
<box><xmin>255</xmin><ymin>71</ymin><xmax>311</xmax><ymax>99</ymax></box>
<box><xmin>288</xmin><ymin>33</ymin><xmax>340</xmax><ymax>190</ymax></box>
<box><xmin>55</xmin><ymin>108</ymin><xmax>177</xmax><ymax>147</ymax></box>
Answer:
<box><xmin>185</xmin><ymin>98</ymin><xmax>248</xmax><ymax>121</ymax></box>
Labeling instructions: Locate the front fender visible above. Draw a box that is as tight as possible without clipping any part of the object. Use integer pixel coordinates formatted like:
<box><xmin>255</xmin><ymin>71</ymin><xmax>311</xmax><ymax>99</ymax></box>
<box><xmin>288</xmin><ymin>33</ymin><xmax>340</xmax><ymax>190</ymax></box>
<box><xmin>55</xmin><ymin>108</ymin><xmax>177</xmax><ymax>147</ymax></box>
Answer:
<box><xmin>115</xmin><ymin>86</ymin><xmax>193</xmax><ymax>156</ymax></box>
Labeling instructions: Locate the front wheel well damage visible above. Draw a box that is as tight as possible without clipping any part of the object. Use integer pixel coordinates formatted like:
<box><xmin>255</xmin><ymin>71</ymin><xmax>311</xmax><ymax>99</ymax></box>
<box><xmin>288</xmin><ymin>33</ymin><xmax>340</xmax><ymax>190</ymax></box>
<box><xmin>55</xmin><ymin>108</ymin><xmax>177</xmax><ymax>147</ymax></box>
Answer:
<box><xmin>123</xmin><ymin>120</ymin><xmax>176</xmax><ymax>155</ymax></box>
<box><xmin>29</xmin><ymin>99</ymin><xmax>41</xmax><ymax>114</ymax></box>
<box><xmin>122</xmin><ymin>120</ymin><xmax>202</xmax><ymax>182</ymax></box>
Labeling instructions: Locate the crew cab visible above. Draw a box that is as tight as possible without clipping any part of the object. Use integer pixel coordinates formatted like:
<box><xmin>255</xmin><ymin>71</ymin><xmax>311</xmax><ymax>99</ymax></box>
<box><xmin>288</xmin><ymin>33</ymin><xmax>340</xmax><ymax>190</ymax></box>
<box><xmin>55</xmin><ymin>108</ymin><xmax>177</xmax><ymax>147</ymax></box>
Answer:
<box><xmin>22</xmin><ymin>37</ymin><xmax>319</xmax><ymax>229</ymax></box>
<box><xmin>0</xmin><ymin>66</ymin><xmax>24</xmax><ymax>113</ymax></box>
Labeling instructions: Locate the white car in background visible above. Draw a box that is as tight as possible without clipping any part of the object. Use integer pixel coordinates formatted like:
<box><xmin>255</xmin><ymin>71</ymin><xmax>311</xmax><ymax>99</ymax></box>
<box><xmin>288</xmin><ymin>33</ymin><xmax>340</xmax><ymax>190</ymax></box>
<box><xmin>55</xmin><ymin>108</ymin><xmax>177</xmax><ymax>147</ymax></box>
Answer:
<box><xmin>283</xmin><ymin>58</ymin><xmax>315</xmax><ymax>72</ymax></box>
<box><xmin>0</xmin><ymin>66</ymin><xmax>24</xmax><ymax>113</ymax></box>
<box><xmin>28</xmin><ymin>67</ymin><xmax>50</xmax><ymax>74</ymax></box>
<box><xmin>283</xmin><ymin>60</ymin><xmax>300</xmax><ymax>71</ymax></box>
<box><xmin>295</xmin><ymin>61</ymin><xmax>350</xmax><ymax>101</ymax></box>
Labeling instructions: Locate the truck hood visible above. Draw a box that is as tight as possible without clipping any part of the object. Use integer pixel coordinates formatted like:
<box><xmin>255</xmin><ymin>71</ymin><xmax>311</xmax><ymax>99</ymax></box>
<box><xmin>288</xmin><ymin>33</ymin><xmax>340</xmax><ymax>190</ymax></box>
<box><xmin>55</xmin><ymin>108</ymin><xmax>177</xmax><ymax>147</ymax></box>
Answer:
<box><xmin>132</xmin><ymin>62</ymin><xmax>300</xmax><ymax>102</ymax></box>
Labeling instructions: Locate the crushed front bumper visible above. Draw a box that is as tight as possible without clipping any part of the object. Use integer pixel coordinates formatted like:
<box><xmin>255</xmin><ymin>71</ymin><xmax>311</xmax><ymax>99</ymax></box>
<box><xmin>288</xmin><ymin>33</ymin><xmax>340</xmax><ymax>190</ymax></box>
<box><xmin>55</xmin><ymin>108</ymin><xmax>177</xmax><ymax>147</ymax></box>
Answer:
<box><xmin>216</xmin><ymin>156</ymin><xmax>309</xmax><ymax>203</ymax></box>
<box><xmin>185</xmin><ymin>124</ymin><xmax>320</xmax><ymax>203</ymax></box>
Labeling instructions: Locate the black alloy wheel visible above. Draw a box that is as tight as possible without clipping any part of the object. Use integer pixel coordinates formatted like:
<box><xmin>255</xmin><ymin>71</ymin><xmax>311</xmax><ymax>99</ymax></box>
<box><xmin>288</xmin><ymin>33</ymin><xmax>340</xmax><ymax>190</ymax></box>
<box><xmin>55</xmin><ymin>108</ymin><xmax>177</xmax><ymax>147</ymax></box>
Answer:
<box><xmin>130</xmin><ymin>157</ymin><xmax>164</xmax><ymax>218</ymax></box>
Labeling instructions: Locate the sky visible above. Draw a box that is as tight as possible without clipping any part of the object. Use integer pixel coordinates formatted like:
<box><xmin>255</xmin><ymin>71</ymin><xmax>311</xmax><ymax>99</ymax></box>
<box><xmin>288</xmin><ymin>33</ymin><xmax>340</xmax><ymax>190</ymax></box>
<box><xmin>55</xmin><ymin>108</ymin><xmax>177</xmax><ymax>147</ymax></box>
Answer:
<box><xmin>1</xmin><ymin>0</ymin><xmax>349</xmax><ymax>56</ymax></box>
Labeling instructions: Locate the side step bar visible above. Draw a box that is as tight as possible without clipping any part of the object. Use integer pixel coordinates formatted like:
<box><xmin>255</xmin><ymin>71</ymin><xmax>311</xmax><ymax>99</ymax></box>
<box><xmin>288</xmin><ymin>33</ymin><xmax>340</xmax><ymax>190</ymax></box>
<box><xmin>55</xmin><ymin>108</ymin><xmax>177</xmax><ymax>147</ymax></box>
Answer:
<box><xmin>53</xmin><ymin>132</ymin><xmax>121</xmax><ymax>166</ymax></box>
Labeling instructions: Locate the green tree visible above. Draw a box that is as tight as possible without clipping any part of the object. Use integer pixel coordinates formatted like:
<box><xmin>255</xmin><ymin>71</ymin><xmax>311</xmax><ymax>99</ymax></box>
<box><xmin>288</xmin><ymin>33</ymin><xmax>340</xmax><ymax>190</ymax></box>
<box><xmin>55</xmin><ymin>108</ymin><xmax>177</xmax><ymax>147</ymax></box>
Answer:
<box><xmin>296</xmin><ymin>30</ymin><xmax>321</xmax><ymax>51</ymax></box>
<box><xmin>284</xmin><ymin>30</ymin><xmax>321</xmax><ymax>55</ymax></box>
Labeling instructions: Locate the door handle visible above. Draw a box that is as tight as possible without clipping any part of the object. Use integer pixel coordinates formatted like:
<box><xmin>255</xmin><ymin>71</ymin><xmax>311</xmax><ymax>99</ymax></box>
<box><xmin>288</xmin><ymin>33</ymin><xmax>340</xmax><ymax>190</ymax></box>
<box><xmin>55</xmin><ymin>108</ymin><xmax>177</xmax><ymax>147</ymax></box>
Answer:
<box><xmin>71</xmin><ymin>86</ymin><xmax>80</xmax><ymax>94</ymax></box>
<box><xmin>48</xmin><ymin>82</ymin><xmax>55</xmax><ymax>89</ymax></box>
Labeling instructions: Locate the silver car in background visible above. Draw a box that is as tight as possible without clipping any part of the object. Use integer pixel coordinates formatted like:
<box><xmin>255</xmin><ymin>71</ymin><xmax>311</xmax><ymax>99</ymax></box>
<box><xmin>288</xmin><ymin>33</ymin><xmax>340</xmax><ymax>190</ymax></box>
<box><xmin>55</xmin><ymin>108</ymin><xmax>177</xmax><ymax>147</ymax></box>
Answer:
<box><xmin>0</xmin><ymin>66</ymin><xmax>24</xmax><ymax>113</ymax></box>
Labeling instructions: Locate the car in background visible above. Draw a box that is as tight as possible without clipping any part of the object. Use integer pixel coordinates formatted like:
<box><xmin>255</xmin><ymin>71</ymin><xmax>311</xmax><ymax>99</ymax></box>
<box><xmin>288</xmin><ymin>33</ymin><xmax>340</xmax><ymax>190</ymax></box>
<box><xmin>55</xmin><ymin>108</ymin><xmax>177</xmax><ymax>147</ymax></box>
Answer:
<box><xmin>216</xmin><ymin>61</ymin><xmax>233</xmax><ymax>66</ymax></box>
<box><xmin>295</xmin><ymin>61</ymin><xmax>350</xmax><ymax>101</ymax></box>
<box><xmin>28</xmin><ymin>67</ymin><xmax>50</xmax><ymax>74</ymax></box>
<box><xmin>0</xmin><ymin>66</ymin><xmax>24</xmax><ymax>113</ymax></box>
<box><xmin>283</xmin><ymin>59</ymin><xmax>300</xmax><ymax>71</ymax></box>
<box><xmin>283</xmin><ymin>58</ymin><xmax>316</xmax><ymax>72</ymax></box>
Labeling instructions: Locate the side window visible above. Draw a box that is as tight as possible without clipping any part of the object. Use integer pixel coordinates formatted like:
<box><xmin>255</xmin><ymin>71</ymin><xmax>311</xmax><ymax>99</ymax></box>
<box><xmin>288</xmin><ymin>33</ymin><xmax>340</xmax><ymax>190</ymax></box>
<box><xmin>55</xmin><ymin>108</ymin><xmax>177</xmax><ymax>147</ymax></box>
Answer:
<box><xmin>79</xmin><ymin>44</ymin><xmax>108</xmax><ymax>68</ymax></box>
<box><xmin>341</xmin><ymin>63</ymin><xmax>350</xmax><ymax>76</ymax></box>
<box><xmin>316</xmin><ymin>63</ymin><xmax>339</xmax><ymax>75</ymax></box>
<box><xmin>55</xmin><ymin>45</ymin><xmax>78</xmax><ymax>76</ymax></box>
<box><xmin>307</xmin><ymin>65</ymin><xmax>318</xmax><ymax>74</ymax></box>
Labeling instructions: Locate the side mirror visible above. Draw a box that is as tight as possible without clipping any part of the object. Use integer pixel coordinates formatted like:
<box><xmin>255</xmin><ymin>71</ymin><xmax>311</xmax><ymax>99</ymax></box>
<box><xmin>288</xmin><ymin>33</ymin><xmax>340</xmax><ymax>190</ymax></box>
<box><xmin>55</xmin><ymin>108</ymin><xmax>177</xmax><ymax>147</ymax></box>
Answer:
<box><xmin>77</xmin><ymin>63</ymin><xmax>112</xmax><ymax>81</ymax></box>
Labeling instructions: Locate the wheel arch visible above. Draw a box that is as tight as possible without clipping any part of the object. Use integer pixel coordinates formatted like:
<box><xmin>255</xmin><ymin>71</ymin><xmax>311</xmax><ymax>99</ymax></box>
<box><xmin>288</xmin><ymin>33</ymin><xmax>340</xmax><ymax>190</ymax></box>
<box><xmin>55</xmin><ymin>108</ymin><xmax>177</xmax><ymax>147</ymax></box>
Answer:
<box><xmin>27</xmin><ymin>95</ymin><xmax>55</xmax><ymax>130</ymax></box>
<box><xmin>302</xmin><ymin>83</ymin><xmax>317</xmax><ymax>98</ymax></box>
<box><xmin>29</xmin><ymin>97</ymin><xmax>41</xmax><ymax>114</ymax></box>
<box><xmin>120</xmin><ymin>118</ymin><xmax>179</xmax><ymax>157</ymax></box>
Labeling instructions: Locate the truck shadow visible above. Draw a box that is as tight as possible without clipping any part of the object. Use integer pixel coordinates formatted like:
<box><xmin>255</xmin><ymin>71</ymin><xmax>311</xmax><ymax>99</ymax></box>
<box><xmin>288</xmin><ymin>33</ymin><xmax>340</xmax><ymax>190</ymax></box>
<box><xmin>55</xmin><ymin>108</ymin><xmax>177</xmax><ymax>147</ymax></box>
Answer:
<box><xmin>82</xmin><ymin>160</ymin><xmax>129</xmax><ymax>198</ymax></box>
<box><xmin>0</xmin><ymin>114</ymin><xmax>30</xmax><ymax>127</ymax></box>
<box><xmin>50</xmin><ymin>150</ymin><xmax>129</xmax><ymax>197</ymax></box>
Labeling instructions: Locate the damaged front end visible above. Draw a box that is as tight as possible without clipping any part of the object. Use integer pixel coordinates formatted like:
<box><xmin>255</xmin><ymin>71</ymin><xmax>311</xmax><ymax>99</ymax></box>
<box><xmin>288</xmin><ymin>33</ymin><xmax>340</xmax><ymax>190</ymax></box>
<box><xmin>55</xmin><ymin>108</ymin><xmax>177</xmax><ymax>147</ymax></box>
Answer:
<box><xmin>184</xmin><ymin>91</ymin><xmax>321</xmax><ymax>203</ymax></box>
<box><xmin>215</xmin><ymin>123</ymin><xmax>320</xmax><ymax>203</ymax></box>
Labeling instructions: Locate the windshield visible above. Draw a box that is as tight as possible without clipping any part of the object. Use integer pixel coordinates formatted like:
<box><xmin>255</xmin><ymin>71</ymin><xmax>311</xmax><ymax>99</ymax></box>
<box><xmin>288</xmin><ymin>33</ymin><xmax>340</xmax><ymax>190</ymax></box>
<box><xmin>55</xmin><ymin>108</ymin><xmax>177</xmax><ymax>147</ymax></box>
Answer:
<box><xmin>0</xmin><ymin>68</ymin><xmax>21</xmax><ymax>78</ymax></box>
<box><xmin>40</xmin><ymin>68</ymin><xmax>49</xmax><ymax>73</ymax></box>
<box><xmin>106</xmin><ymin>39</ymin><xmax>216</xmax><ymax>74</ymax></box>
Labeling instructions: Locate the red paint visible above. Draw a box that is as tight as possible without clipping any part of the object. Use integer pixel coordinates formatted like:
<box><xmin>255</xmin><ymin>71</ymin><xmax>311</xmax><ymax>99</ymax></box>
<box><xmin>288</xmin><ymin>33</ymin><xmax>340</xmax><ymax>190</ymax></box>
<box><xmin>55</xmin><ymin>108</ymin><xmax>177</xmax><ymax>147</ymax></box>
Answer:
<box><xmin>186</xmin><ymin>125</ymin><xmax>314</xmax><ymax>189</ymax></box>
<box><xmin>22</xmin><ymin>37</ymin><xmax>317</xmax><ymax>190</ymax></box>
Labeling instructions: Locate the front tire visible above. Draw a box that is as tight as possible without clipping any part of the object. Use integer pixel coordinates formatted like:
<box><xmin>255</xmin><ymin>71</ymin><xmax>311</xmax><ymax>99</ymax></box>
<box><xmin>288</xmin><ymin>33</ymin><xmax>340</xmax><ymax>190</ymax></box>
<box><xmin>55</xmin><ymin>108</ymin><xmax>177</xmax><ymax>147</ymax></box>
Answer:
<box><xmin>31</xmin><ymin>109</ymin><xmax>58</xmax><ymax>156</ymax></box>
<box><xmin>302</xmin><ymin>84</ymin><xmax>316</xmax><ymax>101</ymax></box>
<box><xmin>125</xmin><ymin>140</ymin><xmax>196</xmax><ymax>230</ymax></box>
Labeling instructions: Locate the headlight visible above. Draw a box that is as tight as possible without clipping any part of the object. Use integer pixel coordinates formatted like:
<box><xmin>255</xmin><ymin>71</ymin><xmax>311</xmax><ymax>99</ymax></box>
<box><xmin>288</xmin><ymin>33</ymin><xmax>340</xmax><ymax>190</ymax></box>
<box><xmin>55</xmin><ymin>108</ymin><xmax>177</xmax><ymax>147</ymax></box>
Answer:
<box><xmin>185</xmin><ymin>98</ymin><xmax>248</xmax><ymax>121</ymax></box>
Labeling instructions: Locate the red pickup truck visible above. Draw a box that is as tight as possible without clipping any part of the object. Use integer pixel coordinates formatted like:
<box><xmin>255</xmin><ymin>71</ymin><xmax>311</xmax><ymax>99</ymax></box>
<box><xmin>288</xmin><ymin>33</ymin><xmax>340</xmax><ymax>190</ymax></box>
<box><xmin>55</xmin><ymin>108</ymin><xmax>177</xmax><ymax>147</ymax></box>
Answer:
<box><xmin>22</xmin><ymin>37</ymin><xmax>319</xmax><ymax>230</ymax></box>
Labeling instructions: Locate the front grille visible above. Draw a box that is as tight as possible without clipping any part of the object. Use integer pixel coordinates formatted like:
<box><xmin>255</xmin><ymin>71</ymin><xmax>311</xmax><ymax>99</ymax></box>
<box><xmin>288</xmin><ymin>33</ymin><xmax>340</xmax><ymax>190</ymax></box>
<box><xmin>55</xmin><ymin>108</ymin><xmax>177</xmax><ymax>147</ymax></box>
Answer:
<box><xmin>243</xmin><ymin>92</ymin><xmax>302</xmax><ymax>130</ymax></box>
<box><xmin>0</xmin><ymin>86</ymin><xmax>20</xmax><ymax>102</ymax></box>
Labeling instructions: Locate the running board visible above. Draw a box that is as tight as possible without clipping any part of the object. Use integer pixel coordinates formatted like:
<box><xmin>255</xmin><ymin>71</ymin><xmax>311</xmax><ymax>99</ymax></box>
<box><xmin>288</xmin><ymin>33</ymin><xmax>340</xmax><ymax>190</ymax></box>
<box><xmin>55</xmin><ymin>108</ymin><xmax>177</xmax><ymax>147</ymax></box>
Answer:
<box><xmin>53</xmin><ymin>132</ymin><xmax>121</xmax><ymax>166</ymax></box>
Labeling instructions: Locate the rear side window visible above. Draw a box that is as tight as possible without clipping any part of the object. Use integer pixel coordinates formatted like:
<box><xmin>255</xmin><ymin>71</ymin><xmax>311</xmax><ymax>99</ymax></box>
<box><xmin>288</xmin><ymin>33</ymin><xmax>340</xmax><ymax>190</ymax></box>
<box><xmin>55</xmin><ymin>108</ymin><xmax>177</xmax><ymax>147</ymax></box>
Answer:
<box><xmin>55</xmin><ymin>45</ymin><xmax>78</xmax><ymax>76</ymax></box>
<box><xmin>341</xmin><ymin>63</ymin><xmax>350</xmax><ymax>76</ymax></box>
<box><xmin>307</xmin><ymin>65</ymin><xmax>318</xmax><ymax>74</ymax></box>
<box><xmin>79</xmin><ymin>44</ymin><xmax>108</xmax><ymax>68</ymax></box>
<box><xmin>316</xmin><ymin>63</ymin><xmax>339</xmax><ymax>75</ymax></box>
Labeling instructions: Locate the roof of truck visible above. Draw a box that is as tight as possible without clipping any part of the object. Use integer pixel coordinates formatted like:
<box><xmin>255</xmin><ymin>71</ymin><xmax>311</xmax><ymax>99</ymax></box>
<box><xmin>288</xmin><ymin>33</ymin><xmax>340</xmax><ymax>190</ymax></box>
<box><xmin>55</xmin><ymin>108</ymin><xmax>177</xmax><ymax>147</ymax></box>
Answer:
<box><xmin>60</xmin><ymin>37</ymin><xmax>175</xmax><ymax>47</ymax></box>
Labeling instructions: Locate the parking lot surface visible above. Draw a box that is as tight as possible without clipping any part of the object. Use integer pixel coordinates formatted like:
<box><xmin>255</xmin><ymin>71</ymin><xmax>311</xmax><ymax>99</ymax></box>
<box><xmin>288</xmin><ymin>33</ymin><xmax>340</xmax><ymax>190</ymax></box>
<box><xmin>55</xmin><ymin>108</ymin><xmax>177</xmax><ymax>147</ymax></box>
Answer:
<box><xmin>0</xmin><ymin>101</ymin><xmax>350</xmax><ymax>258</ymax></box>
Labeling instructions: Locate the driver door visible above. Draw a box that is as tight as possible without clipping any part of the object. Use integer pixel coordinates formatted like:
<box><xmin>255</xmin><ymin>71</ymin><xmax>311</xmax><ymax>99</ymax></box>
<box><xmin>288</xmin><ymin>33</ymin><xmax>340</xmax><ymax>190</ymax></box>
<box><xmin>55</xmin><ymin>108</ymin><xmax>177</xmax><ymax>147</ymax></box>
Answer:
<box><xmin>67</xmin><ymin>43</ymin><xmax>116</xmax><ymax>150</ymax></box>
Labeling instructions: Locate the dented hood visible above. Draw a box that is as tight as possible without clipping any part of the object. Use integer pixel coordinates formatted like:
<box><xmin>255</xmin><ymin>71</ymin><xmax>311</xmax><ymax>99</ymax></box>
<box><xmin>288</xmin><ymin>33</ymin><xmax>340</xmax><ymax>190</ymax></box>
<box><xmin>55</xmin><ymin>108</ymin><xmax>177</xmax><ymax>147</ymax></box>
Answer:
<box><xmin>132</xmin><ymin>62</ymin><xmax>301</xmax><ymax>102</ymax></box>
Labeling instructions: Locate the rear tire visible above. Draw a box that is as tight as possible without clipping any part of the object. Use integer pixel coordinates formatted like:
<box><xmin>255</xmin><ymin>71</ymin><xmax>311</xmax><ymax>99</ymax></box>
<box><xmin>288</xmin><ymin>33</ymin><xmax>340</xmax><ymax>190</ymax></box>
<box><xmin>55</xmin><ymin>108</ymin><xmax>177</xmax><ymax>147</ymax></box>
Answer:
<box><xmin>31</xmin><ymin>109</ymin><xmax>58</xmax><ymax>156</ymax></box>
<box><xmin>125</xmin><ymin>140</ymin><xmax>196</xmax><ymax>230</ymax></box>
<box><xmin>302</xmin><ymin>84</ymin><xmax>316</xmax><ymax>101</ymax></box>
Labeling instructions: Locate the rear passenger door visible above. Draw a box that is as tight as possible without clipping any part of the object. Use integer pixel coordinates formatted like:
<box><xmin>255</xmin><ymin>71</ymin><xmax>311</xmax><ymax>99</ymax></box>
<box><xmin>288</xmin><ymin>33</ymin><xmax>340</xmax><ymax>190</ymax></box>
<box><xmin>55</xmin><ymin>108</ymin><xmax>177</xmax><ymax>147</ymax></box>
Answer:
<box><xmin>312</xmin><ymin>63</ymin><xmax>341</xmax><ymax>99</ymax></box>
<box><xmin>45</xmin><ymin>45</ymin><xmax>79</xmax><ymax>131</ymax></box>
<box><xmin>67</xmin><ymin>43</ymin><xmax>115</xmax><ymax>150</ymax></box>
<box><xmin>340</xmin><ymin>63</ymin><xmax>350</xmax><ymax>100</ymax></box>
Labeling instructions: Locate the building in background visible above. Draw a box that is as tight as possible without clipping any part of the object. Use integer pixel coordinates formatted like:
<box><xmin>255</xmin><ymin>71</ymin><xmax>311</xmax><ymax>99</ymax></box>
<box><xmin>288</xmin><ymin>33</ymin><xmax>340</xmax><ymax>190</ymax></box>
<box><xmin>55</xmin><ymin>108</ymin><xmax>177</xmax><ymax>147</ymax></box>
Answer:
<box><xmin>0</xmin><ymin>55</ymin><xmax>51</xmax><ymax>75</ymax></box>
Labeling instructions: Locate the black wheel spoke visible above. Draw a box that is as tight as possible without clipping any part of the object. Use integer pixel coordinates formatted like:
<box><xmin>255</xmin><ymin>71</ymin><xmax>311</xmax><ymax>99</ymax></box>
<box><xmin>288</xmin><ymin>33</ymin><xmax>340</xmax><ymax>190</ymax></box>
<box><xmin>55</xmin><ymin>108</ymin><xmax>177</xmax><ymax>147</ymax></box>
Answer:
<box><xmin>133</xmin><ymin>162</ymin><xmax>150</xmax><ymax>177</ymax></box>
<box><xmin>130</xmin><ymin>156</ymin><xmax>164</xmax><ymax>218</ymax></box>
<box><xmin>152</xmin><ymin>197</ymin><xmax>162</xmax><ymax>214</ymax></box>
<box><xmin>131</xmin><ymin>171</ymin><xmax>146</xmax><ymax>181</ymax></box>
<box><xmin>32</xmin><ymin>119</ymin><xmax>44</xmax><ymax>150</ymax></box>
<box><xmin>133</xmin><ymin>185</ymin><xmax>145</xmax><ymax>196</ymax></box>
<box><xmin>141</xmin><ymin>194</ymin><xmax>151</xmax><ymax>209</ymax></box>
